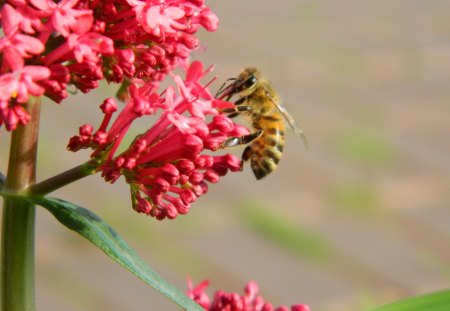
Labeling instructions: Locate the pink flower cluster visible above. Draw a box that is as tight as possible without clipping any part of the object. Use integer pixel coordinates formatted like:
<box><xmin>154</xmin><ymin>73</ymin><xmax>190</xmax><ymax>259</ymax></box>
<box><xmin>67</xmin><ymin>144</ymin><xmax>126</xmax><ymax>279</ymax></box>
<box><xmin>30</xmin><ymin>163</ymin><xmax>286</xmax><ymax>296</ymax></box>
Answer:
<box><xmin>68</xmin><ymin>61</ymin><xmax>249</xmax><ymax>220</ymax></box>
<box><xmin>187</xmin><ymin>280</ymin><xmax>311</xmax><ymax>311</ymax></box>
<box><xmin>0</xmin><ymin>0</ymin><xmax>218</xmax><ymax>131</ymax></box>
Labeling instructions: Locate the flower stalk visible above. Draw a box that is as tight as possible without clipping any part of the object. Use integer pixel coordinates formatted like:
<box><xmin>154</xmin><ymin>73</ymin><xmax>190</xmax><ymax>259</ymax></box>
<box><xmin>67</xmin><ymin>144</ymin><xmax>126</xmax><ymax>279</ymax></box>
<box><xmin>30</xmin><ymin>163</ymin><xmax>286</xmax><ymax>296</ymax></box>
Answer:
<box><xmin>1</xmin><ymin>97</ymin><xmax>41</xmax><ymax>311</ymax></box>
<box><xmin>27</xmin><ymin>160</ymin><xmax>98</xmax><ymax>196</ymax></box>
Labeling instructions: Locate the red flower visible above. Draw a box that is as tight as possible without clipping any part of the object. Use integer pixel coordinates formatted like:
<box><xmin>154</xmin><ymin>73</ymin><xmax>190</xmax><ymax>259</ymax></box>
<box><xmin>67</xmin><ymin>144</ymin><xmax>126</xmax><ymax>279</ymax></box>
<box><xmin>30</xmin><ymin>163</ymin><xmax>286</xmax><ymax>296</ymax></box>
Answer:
<box><xmin>187</xmin><ymin>279</ymin><xmax>311</xmax><ymax>311</ymax></box>
<box><xmin>0</xmin><ymin>65</ymin><xmax>50</xmax><ymax>130</ymax></box>
<box><xmin>0</xmin><ymin>100</ymin><xmax>30</xmax><ymax>131</ymax></box>
<box><xmin>131</xmin><ymin>1</ymin><xmax>187</xmax><ymax>37</ymax></box>
<box><xmin>1</xmin><ymin>2</ymin><xmax>44</xmax><ymax>36</ymax></box>
<box><xmin>0</xmin><ymin>32</ymin><xmax>45</xmax><ymax>71</ymax></box>
<box><xmin>68</xmin><ymin>61</ymin><xmax>249</xmax><ymax>220</ymax></box>
<box><xmin>0</xmin><ymin>66</ymin><xmax>50</xmax><ymax>102</ymax></box>
<box><xmin>0</xmin><ymin>0</ymin><xmax>219</xmax><ymax>131</ymax></box>
<box><xmin>30</xmin><ymin>0</ymin><xmax>93</xmax><ymax>37</ymax></box>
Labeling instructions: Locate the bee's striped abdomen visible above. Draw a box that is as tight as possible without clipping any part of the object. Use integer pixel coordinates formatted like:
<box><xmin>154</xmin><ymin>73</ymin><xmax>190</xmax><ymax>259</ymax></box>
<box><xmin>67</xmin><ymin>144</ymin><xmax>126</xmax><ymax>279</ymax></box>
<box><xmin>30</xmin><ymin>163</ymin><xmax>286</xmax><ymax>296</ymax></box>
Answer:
<box><xmin>247</xmin><ymin>114</ymin><xmax>285</xmax><ymax>180</ymax></box>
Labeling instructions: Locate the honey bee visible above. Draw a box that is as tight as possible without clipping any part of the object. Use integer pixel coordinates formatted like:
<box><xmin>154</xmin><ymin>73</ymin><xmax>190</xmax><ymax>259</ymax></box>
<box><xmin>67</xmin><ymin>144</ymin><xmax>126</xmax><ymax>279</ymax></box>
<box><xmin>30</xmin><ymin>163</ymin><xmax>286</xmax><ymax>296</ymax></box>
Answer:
<box><xmin>217</xmin><ymin>67</ymin><xmax>307</xmax><ymax>180</ymax></box>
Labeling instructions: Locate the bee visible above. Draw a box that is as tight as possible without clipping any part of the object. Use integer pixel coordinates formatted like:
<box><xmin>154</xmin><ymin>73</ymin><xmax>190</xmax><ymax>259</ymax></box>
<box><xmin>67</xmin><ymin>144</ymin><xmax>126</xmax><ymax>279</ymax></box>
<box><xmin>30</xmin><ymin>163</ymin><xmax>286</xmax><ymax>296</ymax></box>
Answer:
<box><xmin>217</xmin><ymin>67</ymin><xmax>307</xmax><ymax>180</ymax></box>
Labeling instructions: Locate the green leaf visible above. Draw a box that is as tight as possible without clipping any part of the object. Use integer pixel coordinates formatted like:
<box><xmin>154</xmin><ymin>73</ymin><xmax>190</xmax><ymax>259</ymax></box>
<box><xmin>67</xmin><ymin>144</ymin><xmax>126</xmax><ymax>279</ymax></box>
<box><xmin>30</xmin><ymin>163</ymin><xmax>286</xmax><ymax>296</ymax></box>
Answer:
<box><xmin>372</xmin><ymin>290</ymin><xmax>450</xmax><ymax>311</ymax></box>
<box><xmin>29</xmin><ymin>196</ymin><xmax>202</xmax><ymax>311</ymax></box>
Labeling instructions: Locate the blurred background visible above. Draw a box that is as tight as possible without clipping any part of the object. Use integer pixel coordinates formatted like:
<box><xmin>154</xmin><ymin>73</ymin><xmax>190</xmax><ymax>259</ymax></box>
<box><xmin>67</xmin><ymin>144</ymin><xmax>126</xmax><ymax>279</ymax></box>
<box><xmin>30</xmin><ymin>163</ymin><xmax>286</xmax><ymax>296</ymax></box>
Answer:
<box><xmin>1</xmin><ymin>0</ymin><xmax>450</xmax><ymax>310</ymax></box>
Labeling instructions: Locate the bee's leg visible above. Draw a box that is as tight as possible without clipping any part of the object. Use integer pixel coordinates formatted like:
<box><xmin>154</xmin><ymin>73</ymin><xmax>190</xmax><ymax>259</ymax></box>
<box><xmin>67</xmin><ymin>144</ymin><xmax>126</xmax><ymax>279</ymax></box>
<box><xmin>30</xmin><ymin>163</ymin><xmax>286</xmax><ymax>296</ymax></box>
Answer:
<box><xmin>227</xmin><ymin>112</ymin><xmax>240</xmax><ymax>119</ymax></box>
<box><xmin>240</xmin><ymin>145</ymin><xmax>252</xmax><ymax>171</ymax></box>
<box><xmin>234</xmin><ymin>97</ymin><xmax>247</xmax><ymax>106</ymax></box>
<box><xmin>219</xmin><ymin>97</ymin><xmax>250</xmax><ymax>117</ymax></box>
<box><xmin>220</xmin><ymin>105</ymin><xmax>252</xmax><ymax>119</ymax></box>
<box><xmin>220</xmin><ymin>130</ymin><xmax>263</xmax><ymax>149</ymax></box>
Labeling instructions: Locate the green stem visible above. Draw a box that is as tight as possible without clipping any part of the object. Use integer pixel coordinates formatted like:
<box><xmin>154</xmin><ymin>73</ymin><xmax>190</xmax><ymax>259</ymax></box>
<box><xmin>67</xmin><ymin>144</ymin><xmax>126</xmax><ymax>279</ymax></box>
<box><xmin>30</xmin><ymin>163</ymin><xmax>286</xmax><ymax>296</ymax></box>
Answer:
<box><xmin>27</xmin><ymin>160</ymin><xmax>98</xmax><ymax>196</ymax></box>
<box><xmin>1</xmin><ymin>97</ymin><xmax>41</xmax><ymax>311</ymax></box>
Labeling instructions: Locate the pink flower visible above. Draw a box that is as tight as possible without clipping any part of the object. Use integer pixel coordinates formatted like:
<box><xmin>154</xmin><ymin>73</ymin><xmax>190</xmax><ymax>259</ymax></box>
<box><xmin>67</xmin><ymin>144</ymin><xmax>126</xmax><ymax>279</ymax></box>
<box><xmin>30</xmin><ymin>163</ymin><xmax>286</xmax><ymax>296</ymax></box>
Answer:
<box><xmin>0</xmin><ymin>66</ymin><xmax>51</xmax><ymax>103</ymax></box>
<box><xmin>1</xmin><ymin>3</ymin><xmax>44</xmax><ymax>36</ymax></box>
<box><xmin>44</xmin><ymin>32</ymin><xmax>114</xmax><ymax>66</ymax></box>
<box><xmin>0</xmin><ymin>99</ymin><xmax>31</xmax><ymax>131</ymax></box>
<box><xmin>103</xmin><ymin>0</ymin><xmax>220</xmax><ymax>83</ymax></box>
<box><xmin>38</xmin><ymin>64</ymin><xmax>70</xmax><ymax>103</ymax></box>
<box><xmin>0</xmin><ymin>0</ymin><xmax>221</xmax><ymax>131</ymax></box>
<box><xmin>30</xmin><ymin>0</ymin><xmax>93</xmax><ymax>37</ymax></box>
<box><xmin>197</xmin><ymin>8</ymin><xmax>219</xmax><ymax>32</ymax></box>
<box><xmin>68</xmin><ymin>61</ymin><xmax>249</xmax><ymax>220</ymax></box>
<box><xmin>187</xmin><ymin>279</ymin><xmax>211</xmax><ymax>309</ymax></box>
<box><xmin>187</xmin><ymin>280</ymin><xmax>311</xmax><ymax>311</ymax></box>
<box><xmin>0</xmin><ymin>32</ymin><xmax>45</xmax><ymax>71</ymax></box>
<box><xmin>132</xmin><ymin>2</ymin><xmax>187</xmax><ymax>37</ymax></box>
<box><xmin>0</xmin><ymin>65</ymin><xmax>50</xmax><ymax>130</ymax></box>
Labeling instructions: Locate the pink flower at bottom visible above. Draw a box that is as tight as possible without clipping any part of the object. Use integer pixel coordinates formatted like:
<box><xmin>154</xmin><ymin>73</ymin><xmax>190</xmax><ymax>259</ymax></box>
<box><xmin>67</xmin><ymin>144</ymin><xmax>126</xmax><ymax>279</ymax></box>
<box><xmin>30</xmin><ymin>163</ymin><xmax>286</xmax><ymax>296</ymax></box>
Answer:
<box><xmin>187</xmin><ymin>279</ymin><xmax>311</xmax><ymax>311</ymax></box>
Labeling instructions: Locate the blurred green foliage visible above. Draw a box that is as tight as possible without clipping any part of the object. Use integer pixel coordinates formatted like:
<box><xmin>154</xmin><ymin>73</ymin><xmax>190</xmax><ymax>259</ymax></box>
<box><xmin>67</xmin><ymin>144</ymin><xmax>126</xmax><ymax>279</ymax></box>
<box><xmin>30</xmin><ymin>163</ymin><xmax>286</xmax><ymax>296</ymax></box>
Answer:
<box><xmin>335</xmin><ymin>128</ymin><xmax>394</xmax><ymax>166</ymax></box>
<box><xmin>238</xmin><ymin>200</ymin><xmax>332</xmax><ymax>262</ymax></box>
<box><xmin>329</xmin><ymin>182</ymin><xmax>379</xmax><ymax>215</ymax></box>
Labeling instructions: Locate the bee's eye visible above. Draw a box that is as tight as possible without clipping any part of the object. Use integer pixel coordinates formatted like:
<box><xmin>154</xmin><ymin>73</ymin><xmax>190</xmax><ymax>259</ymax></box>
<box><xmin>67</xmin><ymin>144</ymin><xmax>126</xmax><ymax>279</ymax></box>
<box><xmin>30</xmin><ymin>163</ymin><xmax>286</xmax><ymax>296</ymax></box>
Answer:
<box><xmin>244</xmin><ymin>75</ymin><xmax>257</xmax><ymax>89</ymax></box>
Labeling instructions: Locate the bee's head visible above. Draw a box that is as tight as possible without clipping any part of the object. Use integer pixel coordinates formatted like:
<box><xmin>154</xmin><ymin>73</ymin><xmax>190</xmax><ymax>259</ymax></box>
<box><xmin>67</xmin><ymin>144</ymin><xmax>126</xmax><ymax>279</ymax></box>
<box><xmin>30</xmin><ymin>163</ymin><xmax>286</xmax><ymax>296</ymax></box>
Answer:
<box><xmin>230</xmin><ymin>67</ymin><xmax>260</xmax><ymax>97</ymax></box>
<box><xmin>216</xmin><ymin>67</ymin><xmax>261</xmax><ymax>99</ymax></box>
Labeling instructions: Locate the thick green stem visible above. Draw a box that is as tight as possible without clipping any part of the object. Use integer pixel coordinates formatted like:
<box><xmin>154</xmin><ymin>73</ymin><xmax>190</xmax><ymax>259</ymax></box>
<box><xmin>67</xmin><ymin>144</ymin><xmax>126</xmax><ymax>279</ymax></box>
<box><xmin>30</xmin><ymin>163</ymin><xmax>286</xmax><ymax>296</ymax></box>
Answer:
<box><xmin>1</xmin><ymin>97</ymin><xmax>41</xmax><ymax>311</ymax></box>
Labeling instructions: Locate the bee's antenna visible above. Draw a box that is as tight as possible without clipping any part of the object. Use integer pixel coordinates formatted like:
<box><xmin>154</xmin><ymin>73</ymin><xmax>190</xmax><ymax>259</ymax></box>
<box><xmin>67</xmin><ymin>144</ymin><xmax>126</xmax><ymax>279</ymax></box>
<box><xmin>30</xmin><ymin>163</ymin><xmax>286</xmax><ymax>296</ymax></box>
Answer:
<box><xmin>216</xmin><ymin>78</ymin><xmax>237</xmax><ymax>98</ymax></box>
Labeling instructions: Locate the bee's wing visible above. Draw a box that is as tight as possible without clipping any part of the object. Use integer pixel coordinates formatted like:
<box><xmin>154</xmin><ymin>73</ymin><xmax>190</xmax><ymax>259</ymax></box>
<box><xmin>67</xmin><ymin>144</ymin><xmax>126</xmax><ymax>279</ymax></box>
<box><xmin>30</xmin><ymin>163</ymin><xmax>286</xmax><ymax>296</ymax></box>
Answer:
<box><xmin>272</xmin><ymin>99</ymin><xmax>308</xmax><ymax>148</ymax></box>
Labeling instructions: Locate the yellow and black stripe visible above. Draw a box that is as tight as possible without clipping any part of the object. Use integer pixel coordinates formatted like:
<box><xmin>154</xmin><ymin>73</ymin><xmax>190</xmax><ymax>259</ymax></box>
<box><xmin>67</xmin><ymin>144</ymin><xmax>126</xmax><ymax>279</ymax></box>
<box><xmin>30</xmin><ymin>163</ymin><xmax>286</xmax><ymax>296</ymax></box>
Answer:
<box><xmin>244</xmin><ymin>114</ymin><xmax>285</xmax><ymax>179</ymax></box>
